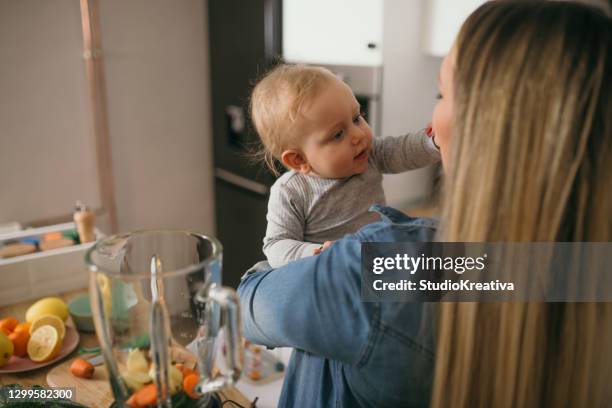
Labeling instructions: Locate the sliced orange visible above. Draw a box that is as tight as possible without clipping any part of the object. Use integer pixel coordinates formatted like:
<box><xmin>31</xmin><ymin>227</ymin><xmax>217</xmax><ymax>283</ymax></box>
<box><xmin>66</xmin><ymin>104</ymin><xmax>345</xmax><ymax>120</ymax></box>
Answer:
<box><xmin>29</xmin><ymin>315</ymin><xmax>65</xmax><ymax>340</ymax></box>
<box><xmin>27</xmin><ymin>325</ymin><xmax>62</xmax><ymax>362</ymax></box>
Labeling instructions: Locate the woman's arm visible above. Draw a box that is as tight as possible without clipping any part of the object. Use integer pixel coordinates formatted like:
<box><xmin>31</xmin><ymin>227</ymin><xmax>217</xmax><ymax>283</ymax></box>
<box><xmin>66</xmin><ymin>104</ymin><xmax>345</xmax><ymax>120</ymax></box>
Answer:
<box><xmin>239</xmin><ymin>236</ymin><xmax>371</xmax><ymax>364</ymax></box>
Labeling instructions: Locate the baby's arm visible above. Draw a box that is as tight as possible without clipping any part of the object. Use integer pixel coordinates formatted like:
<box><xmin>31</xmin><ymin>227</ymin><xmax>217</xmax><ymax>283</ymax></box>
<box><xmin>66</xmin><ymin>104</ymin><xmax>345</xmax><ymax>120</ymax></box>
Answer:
<box><xmin>370</xmin><ymin>128</ymin><xmax>440</xmax><ymax>174</ymax></box>
<box><xmin>263</xmin><ymin>183</ymin><xmax>321</xmax><ymax>268</ymax></box>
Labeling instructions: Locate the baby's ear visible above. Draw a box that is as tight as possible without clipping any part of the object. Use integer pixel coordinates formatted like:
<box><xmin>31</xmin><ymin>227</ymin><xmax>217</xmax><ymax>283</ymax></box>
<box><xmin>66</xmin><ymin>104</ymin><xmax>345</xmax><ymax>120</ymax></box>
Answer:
<box><xmin>281</xmin><ymin>150</ymin><xmax>311</xmax><ymax>174</ymax></box>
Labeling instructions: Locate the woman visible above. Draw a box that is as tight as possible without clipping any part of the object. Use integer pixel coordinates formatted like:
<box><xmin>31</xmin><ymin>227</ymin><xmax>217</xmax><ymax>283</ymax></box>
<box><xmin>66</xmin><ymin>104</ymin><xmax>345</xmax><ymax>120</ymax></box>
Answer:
<box><xmin>238</xmin><ymin>1</ymin><xmax>611</xmax><ymax>407</ymax></box>
<box><xmin>431</xmin><ymin>2</ymin><xmax>611</xmax><ymax>407</ymax></box>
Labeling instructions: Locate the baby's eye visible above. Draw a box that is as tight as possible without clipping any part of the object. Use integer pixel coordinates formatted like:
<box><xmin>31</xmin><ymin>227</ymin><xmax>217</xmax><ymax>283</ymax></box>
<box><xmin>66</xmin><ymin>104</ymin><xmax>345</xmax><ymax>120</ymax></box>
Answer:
<box><xmin>436</xmin><ymin>93</ymin><xmax>443</xmax><ymax>100</ymax></box>
<box><xmin>353</xmin><ymin>113</ymin><xmax>362</xmax><ymax>124</ymax></box>
<box><xmin>332</xmin><ymin>130</ymin><xmax>344</xmax><ymax>141</ymax></box>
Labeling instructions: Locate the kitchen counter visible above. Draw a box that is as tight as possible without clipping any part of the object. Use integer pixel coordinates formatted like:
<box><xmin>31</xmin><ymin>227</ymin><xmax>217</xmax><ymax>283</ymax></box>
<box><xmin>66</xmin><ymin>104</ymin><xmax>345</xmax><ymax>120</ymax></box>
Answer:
<box><xmin>0</xmin><ymin>289</ymin><xmax>251</xmax><ymax>407</ymax></box>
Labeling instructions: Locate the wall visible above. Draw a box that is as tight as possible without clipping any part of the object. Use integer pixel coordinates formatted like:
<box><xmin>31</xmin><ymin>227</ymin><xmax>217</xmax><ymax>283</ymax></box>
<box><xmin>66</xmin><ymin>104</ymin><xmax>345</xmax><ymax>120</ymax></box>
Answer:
<box><xmin>99</xmin><ymin>0</ymin><xmax>215</xmax><ymax>234</ymax></box>
<box><xmin>0</xmin><ymin>0</ymin><xmax>215</xmax><ymax>235</ymax></box>
<box><xmin>0</xmin><ymin>0</ymin><xmax>100</xmax><ymax>225</ymax></box>
<box><xmin>381</xmin><ymin>0</ymin><xmax>442</xmax><ymax>208</ymax></box>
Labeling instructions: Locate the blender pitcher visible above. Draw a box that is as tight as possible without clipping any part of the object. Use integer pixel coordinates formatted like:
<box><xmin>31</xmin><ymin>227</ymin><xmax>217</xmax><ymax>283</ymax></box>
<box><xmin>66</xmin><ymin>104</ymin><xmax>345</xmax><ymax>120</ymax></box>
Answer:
<box><xmin>86</xmin><ymin>230</ymin><xmax>243</xmax><ymax>407</ymax></box>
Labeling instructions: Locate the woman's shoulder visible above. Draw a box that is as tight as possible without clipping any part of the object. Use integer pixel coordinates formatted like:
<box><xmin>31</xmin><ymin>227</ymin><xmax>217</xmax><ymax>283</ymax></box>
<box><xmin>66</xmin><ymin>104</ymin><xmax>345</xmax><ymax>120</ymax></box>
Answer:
<box><xmin>354</xmin><ymin>205</ymin><xmax>439</xmax><ymax>242</ymax></box>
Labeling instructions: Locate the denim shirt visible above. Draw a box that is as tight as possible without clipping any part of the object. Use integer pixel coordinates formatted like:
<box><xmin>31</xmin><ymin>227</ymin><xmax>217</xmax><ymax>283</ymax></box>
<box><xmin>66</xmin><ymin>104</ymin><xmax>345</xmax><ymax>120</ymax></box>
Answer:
<box><xmin>238</xmin><ymin>205</ymin><xmax>438</xmax><ymax>407</ymax></box>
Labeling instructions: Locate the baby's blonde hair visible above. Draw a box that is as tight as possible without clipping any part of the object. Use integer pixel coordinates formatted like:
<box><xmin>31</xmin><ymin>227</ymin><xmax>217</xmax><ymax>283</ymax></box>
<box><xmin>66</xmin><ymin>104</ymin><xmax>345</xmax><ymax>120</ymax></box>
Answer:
<box><xmin>250</xmin><ymin>63</ymin><xmax>337</xmax><ymax>175</ymax></box>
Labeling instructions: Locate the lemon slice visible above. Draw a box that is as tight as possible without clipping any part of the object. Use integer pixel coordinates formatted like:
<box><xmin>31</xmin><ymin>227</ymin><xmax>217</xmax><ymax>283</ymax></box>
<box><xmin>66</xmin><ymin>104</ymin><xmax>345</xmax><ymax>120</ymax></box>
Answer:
<box><xmin>29</xmin><ymin>315</ymin><xmax>65</xmax><ymax>340</ymax></box>
<box><xmin>27</xmin><ymin>325</ymin><xmax>62</xmax><ymax>362</ymax></box>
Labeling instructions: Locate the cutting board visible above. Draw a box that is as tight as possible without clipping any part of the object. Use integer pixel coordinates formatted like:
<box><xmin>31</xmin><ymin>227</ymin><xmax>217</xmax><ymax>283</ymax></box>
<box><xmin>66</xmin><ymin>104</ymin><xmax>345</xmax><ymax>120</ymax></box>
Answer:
<box><xmin>47</xmin><ymin>357</ymin><xmax>114</xmax><ymax>408</ymax></box>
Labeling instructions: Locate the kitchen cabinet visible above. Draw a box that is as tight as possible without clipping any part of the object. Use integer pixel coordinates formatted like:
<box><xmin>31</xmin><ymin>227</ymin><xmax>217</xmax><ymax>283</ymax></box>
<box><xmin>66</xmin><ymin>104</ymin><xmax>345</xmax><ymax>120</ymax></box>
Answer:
<box><xmin>422</xmin><ymin>0</ymin><xmax>486</xmax><ymax>56</ymax></box>
<box><xmin>283</xmin><ymin>0</ymin><xmax>383</xmax><ymax>66</ymax></box>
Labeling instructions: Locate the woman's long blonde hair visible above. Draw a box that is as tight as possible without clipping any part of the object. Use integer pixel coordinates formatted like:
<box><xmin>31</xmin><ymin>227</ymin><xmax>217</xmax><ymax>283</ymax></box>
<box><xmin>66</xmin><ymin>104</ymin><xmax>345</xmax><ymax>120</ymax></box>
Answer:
<box><xmin>433</xmin><ymin>1</ymin><xmax>612</xmax><ymax>407</ymax></box>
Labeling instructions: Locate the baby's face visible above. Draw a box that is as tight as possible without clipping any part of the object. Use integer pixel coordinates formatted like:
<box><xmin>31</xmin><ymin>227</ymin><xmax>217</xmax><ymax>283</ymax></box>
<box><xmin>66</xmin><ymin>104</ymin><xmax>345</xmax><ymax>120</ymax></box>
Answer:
<box><xmin>293</xmin><ymin>77</ymin><xmax>373</xmax><ymax>179</ymax></box>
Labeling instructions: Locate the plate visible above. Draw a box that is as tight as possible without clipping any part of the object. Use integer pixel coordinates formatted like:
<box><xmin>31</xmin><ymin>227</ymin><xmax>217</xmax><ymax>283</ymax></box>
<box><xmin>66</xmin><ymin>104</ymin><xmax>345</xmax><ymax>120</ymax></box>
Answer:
<box><xmin>0</xmin><ymin>326</ymin><xmax>80</xmax><ymax>373</ymax></box>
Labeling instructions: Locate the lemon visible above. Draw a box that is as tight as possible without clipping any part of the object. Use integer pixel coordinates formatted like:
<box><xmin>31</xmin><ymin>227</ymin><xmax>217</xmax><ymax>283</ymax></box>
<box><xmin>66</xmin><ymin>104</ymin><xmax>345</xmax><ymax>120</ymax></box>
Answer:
<box><xmin>29</xmin><ymin>315</ymin><xmax>65</xmax><ymax>340</ymax></box>
<box><xmin>127</xmin><ymin>348</ymin><xmax>149</xmax><ymax>374</ymax></box>
<box><xmin>27</xmin><ymin>325</ymin><xmax>62</xmax><ymax>362</ymax></box>
<box><xmin>0</xmin><ymin>332</ymin><xmax>14</xmax><ymax>367</ymax></box>
<box><xmin>26</xmin><ymin>297</ymin><xmax>68</xmax><ymax>322</ymax></box>
<box><xmin>121</xmin><ymin>370</ymin><xmax>152</xmax><ymax>391</ymax></box>
<box><xmin>148</xmin><ymin>363</ymin><xmax>183</xmax><ymax>395</ymax></box>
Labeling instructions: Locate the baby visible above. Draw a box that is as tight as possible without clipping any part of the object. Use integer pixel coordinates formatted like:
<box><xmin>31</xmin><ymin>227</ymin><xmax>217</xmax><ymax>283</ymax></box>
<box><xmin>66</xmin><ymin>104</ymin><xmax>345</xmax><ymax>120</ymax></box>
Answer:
<box><xmin>250</xmin><ymin>64</ymin><xmax>440</xmax><ymax>268</ymax></box>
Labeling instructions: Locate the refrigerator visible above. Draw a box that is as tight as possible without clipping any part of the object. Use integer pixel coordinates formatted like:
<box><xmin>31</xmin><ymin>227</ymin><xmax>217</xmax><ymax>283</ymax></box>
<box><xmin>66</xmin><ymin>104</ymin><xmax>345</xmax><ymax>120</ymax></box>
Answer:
<box><xmin>208</xmin><ymin>0</ymin><xmax>282</xmax><ymax>288</ymax></box>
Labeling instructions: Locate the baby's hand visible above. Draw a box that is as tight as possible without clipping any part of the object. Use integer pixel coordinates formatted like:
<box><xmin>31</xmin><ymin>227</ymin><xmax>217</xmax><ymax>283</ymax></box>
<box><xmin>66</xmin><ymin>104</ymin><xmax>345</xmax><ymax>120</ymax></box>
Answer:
<box><xmin>313</xmin><ymin>241</ymin><xmax>334</xmax><ymax>255</ymax></box>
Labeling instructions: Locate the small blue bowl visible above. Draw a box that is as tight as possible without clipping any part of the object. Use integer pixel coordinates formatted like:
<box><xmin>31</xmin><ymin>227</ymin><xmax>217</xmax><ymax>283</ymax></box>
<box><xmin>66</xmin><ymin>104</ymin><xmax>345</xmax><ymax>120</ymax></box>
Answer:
<box><xmin>68</xmin><ymin>294</ymin><xmax>95</xmax><ymax>333</ymax></box>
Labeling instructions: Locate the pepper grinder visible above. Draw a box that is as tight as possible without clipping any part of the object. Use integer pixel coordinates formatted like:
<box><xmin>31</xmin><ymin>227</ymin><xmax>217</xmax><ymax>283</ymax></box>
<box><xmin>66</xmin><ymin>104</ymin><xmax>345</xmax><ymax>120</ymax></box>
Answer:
<box><xmin>73</xmin><ymin>201</ymin><xmax>96</xmax><ymax>243</ymax></box>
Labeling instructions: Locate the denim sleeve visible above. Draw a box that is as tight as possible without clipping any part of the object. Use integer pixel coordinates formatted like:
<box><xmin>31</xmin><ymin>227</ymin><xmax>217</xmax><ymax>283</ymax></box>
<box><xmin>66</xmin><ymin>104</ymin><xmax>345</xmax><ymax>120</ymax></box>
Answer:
<box><xmin>238</xmin><ymin>236</ymin><xmax>370</xmax><ymax>364</ymax></box>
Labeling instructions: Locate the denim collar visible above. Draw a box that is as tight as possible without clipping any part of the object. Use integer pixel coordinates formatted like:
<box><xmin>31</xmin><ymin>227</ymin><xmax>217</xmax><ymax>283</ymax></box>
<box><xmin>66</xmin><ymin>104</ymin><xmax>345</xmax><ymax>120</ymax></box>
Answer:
<box><xmin>369</xmin><ymin>204</ymin><xmax>439</xmax><ymax>229</ymax></box>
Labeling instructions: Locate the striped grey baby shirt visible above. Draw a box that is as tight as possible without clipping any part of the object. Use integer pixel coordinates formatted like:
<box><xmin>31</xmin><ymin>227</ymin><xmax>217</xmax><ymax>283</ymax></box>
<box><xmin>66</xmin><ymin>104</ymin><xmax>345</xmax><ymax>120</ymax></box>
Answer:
<box><xmin>263</xmin><ymin>129</ymin><xmax>440</xmax><ymax>268</ymax></box>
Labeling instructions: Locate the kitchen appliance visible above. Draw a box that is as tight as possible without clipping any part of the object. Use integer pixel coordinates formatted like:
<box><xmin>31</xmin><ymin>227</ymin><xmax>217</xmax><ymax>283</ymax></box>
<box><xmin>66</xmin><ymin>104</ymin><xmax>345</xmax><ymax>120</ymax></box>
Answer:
<box><xmin>86</xmin><ymin>230</ymin><xmax>243</xmax><ymax>407</ymax></box>
<box><xmin>209</xmin><ymin>0</ymin><xmax>282</xmax><ymax>288</ymax></box>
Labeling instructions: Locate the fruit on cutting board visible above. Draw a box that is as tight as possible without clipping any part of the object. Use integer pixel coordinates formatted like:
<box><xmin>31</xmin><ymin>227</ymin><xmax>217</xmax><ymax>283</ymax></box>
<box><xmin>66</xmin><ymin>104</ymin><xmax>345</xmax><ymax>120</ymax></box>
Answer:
<box><xmin>27</xmin><ymin>325</ymin><xmax>62</xmax><ymax>362</ymax></box>
<box><xmin>0</xmin><ymin>332</ymin><xmax>14</xmax><ymax>366</ymax></box>
<box><xmin>29</xmin><ymin>314</ymin><xmax>66</xmax><ymax>340</ymax></box>
<box><xmin>26</xmin><ymin>297</ymin><xmax>68</xmax><ymax>322</ymax></box>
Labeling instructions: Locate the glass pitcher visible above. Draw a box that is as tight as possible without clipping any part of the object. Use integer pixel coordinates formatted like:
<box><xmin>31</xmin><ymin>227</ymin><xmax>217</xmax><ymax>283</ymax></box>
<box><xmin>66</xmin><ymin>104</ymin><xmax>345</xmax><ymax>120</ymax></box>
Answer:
<box><xmin>86</xmin><ymin>230</ymin><xmax>243</xmax><ymax>407</ymax></box>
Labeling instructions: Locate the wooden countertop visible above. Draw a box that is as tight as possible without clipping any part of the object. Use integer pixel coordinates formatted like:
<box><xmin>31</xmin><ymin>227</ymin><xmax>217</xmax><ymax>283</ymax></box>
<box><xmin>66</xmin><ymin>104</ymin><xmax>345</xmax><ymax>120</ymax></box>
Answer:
<box><xmin>0</xmin><ymin>289</ymin><xmax>251</xmax><ymax>407</ymax></box>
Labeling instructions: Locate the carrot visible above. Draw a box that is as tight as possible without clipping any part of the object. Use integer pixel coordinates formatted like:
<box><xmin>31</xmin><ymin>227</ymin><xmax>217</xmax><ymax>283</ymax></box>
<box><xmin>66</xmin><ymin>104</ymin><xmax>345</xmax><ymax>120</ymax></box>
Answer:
<box><xmin>134</xmin><ymin>383</ymin><xmax>157</xmax><ymax>407</ymax></box>
<box><xmin>183</xmin><ymin>368</ymin><xmax>197</xmax><ymax>378</ymax></box>
<box><xmin>125</xmin><ymin>393</ymin><xmax>141</xmax><ymax>408</ymax></box>
<box><xmin>175</xmin><ymin>362</ymin><xmax>197</xmax><ymax>378</ymax></box>
<box><xmin>183</xmin><ymin>373</ymin><xmax>200</xmax><ymax>399</ymax></box>
<box><xmin>69</xmin><ymin>358</ymin><xmax>95</xmax><ymax>379</ymax></box>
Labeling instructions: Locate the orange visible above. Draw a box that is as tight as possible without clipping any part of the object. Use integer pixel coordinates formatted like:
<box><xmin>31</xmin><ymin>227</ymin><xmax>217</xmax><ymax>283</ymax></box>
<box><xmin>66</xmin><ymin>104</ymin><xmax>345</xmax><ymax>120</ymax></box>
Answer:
<box><xmin>0</xmin><ymin>317</ymin><xmax>18</xmax><ymax>334</ymax></box>
<box><xmin>8</xmin><ymin>330</ymin><xmax>29</xmax><ymax>358</ymax></box>
<box><xmin>13</xmin><ymin>322</ymin><xmax>31</xmax><ymax>334</ymax></box>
